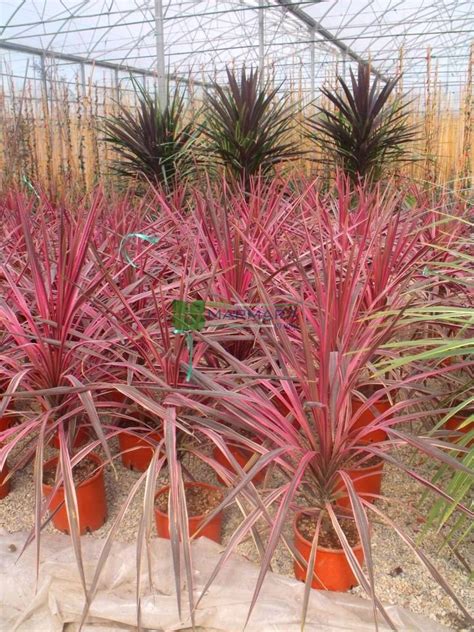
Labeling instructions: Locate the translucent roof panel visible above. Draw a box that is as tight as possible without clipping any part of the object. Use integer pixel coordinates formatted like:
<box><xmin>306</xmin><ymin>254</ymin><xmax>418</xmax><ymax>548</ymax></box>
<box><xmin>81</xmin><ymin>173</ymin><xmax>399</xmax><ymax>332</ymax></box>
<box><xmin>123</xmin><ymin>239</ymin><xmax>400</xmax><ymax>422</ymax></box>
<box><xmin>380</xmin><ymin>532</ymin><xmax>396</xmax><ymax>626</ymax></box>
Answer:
<box><xmin>1</xmin><ymin>1</ymin><xmax>473</xmax><ymax>99</ymax></box>
<box><xmin>307</xmin><ymin>0</ymin><xmax>473</xmax><ymax>95</ymax></box>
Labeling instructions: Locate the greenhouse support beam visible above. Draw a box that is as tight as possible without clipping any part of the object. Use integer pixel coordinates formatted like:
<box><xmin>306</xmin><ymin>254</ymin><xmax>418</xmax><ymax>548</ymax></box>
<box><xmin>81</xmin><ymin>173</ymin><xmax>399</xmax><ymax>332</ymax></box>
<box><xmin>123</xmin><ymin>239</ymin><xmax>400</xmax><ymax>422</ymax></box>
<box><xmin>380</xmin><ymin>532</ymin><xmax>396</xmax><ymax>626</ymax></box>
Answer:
<box><xmin>275</xmin><ymin>0</ymin><xmax>389</xmax><ymax>83</ymax></box>
<box><xmin>259</xmin><ymin>0</ymin><xmax>265</xmax><ymax>85</ymax></box>
<box><xmin>80</xmin><ymin>62</ymin><xmax>86</xmax><ymax>96</ymax></box>
<box><xmin>114</xmin><ymin>67</ymin><xmax>120</xmax><ymax>103</ymax></box>
<box><xmin>40</xmin><ymin>54</ymin><xmax>48</xmax><ymax>104</ymax></box>
<box><xmin>154</xmin><ymin>0</ymin><xmax>166</xmax><ymax>107</ymax></box>
<box><xmin>309</xmin><ymin>28</ymin><xmax>315</xmax><ymax>101</ymax></box>
<box><xmin>0</xmin><ymin>40</ymin><xmax>214</xmax><ymax>89</ymax></box>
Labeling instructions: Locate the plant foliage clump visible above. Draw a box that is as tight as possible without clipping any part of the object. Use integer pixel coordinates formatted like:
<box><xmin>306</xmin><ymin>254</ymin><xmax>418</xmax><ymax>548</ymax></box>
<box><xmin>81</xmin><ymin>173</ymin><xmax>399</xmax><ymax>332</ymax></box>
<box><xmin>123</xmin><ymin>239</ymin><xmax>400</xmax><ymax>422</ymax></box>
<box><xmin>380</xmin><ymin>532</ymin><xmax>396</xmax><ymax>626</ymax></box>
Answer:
<box><xmin>202</xmin><ymin>67</ymin><xmax>301</xmax><ymax>188</ymax></box>
<box><xmin>308</xmin><ymin>64</ymin><xmax>417</xmax><ymax>183</ymax></box>
<box><xmin>102</xmin><ymin>82</ymin><xmax>197</xmax><ymax>189</ymax></box>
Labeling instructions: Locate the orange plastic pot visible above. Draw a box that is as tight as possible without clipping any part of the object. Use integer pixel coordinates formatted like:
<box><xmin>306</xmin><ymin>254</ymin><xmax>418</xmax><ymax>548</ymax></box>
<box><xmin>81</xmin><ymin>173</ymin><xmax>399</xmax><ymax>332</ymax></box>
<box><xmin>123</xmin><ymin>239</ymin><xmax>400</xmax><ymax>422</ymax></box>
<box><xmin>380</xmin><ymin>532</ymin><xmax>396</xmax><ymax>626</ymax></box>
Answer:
<box><xmin>97</xmin><ymin>390</ymin><xmax>128</xmax><ymax>411</ymax></box>
<box><xmin>213</xmin><ymin>443</ymin><xmax>266</xmax><ymax>484</ymax></box>
<box><xmin>271</xmin><ymin>392</ymin><xmax>291</xmax><ymax>417</ymax></box>
<box><xmin>0</xmin><ymin>415</ymin><xmax>13</xmax><ymax>432</ymax></box>
<box><xmin>51</xmin><ymin>424</ymin><xmax>89</xmax><ymax>449</ymax></box>
<box><xmin>118</xmin><ymin>430</ymin><xmax>162</xmax><ymax>471</ymax></box>
<box><xmin>0</xmin><ymin>405</ymin><xmax>17</xmax><ymax>433</ymax></box>
<box><xmin>351</xmin><ymin>397</ymin><xmax>389</xmax><ymax>443</ymax></box>
<box><xmin>335</xmin><ymin>458</ymin><xmax>384</xmax><ymax>508</ymax></box>
<box><xmin>0</xmin><ymin>387</ymin><xmax>16</xmax><ymax>432</ymax></box>
<box><xmin>271</xmin><ymin>391</ymin><xmax>301</xmax><ymax>430</ymax></box>
<box><xmin>445</xmin><ymin>414</ymin><xmax>473</xmax><ymax>446</ymax></box>
<box><xmin>293</xmin><ymin>512</ymin><xmax>364</xmax><ymax>591</ymax></box>
<box><xmin>42</xmin><ymin>453</ymin><xmax>107</xmax><ymax>534</ymax></box>
<box><xmin>0</xmin><ymin>462</ymin><xmax>11</xmax><ymax>499</ymax></box>
<box><xmin>0</xmin><ymin>412</ymin><xmax>12</xmax><ymax>498</ymax></box>
<box><xmin>440</xmin><ymin>356</ymin><xmax>453</xmax><ymax>367</ymax></box>
<box><xmin>154</xmin><ymin>482</ymin><xmax>223</xmax><ymax>543</ymax></box>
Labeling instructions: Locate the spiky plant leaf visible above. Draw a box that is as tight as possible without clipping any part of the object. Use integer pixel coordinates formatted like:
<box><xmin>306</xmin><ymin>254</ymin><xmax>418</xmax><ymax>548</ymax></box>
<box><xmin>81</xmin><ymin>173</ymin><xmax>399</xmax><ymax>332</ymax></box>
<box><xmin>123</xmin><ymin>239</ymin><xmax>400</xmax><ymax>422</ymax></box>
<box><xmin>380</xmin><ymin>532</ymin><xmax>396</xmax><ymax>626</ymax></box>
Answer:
<box><xmin>307</xmin><ymin>64</ymin><xmax>417</xmax><ymax>183</ymax></box>
<box><xmin>202</xmin><ymin>67</ymin><xmax>302</xmax><ymax>188</ymax></box>
<box><xmin>102</xmin><ymin>81</ymin><xmax>197</xmax><ymax>190</ymax></box>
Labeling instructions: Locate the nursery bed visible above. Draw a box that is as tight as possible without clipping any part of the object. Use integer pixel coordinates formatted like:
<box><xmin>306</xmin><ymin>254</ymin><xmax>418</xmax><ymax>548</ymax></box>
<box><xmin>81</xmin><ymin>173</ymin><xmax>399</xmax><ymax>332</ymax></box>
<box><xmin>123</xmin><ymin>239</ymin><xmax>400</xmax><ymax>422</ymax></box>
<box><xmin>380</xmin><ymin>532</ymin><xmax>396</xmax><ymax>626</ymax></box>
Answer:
<box><xmin>0</xmin><ymin>442</ymin><xmax>472</xmax><ymax>631</ymax></box>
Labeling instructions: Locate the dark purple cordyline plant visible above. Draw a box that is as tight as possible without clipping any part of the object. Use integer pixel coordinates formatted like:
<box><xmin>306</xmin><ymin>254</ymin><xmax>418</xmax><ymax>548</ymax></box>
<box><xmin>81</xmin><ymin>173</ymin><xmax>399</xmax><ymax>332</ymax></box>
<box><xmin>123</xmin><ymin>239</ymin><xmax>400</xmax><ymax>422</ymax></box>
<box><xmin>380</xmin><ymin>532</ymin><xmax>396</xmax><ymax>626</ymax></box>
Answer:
<box><xmin>307</xmin><ymin>64</ymin><xmax>417</xmax><ymax>183</ymax></box>
<box><xmin>102</xmin><ymin>80</ymin><xmax>198</xmax><ymax>190</ymax></box>
<box><xmin>203</xmin><ymin>66</ymin><xmax>302</xmax><ymax>189</ymax></box>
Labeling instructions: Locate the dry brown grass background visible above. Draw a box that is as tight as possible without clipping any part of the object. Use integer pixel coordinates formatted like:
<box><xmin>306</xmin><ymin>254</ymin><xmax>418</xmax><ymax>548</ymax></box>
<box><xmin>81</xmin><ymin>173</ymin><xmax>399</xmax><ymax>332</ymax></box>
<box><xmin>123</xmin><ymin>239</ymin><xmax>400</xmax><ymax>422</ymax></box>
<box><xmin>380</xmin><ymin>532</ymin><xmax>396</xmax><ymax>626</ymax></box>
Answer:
<box><xmin>0</xmin><ymin>46</ymin><xmax>472</xmax><ymax>195</ymax></box>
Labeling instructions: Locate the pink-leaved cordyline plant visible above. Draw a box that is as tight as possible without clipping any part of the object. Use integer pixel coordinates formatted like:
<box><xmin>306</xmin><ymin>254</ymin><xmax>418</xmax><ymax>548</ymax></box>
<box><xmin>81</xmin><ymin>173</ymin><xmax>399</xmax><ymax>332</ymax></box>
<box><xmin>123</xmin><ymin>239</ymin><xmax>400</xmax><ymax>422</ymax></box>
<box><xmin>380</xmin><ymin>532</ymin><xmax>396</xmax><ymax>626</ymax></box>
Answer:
<box><xmin>160</xmin><ymin>178</ymin><xmax>472</xmax><ymax>627</ymax></box>
<box><xmin>0</xmin><ymin>175</ymin><xmax>472</xmax><ymax>629</ymax></box>
<box><xmin>0</xmin><ymin>191</ymin><xmax>138</xmax><ymax>591</ymax></box>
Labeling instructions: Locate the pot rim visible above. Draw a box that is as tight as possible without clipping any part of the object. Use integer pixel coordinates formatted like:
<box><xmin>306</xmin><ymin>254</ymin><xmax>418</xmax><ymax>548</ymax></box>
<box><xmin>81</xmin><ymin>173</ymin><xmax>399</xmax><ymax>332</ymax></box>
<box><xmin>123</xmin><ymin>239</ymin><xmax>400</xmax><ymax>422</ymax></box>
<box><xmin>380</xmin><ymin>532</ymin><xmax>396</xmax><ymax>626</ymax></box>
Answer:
<box><xmin>42</xmin><ymin>452</ymin><xmax>104</xmax><ymax>491</ymax></box>
<box><xmin>46</xmin><ymin>418</ymin><xmax>89</xmax><ymax>430</ymax></box>
<box><xmin>293</xmin><ymin>509</ymin><xmax>363</xmax><ymax>553</ymax></box>
<box><xmin>119</xmin><ymin>428</ymin><xmax>162</xmax><ymax>442</ymax></box>
<box><xmin>342</xmin><ymin>457</ymin><xmax>384</xmax><ymax>474</ymax></box>
<box><xmin>154</xmin><ymin>481</ymin><xmax>223</xmax><ymax>519</ymax></box>
<box><xmin>354</xmin><ymin>383</ymin><xmax>388</xmax><ymax>395</ymax></box>
<box><xmin>49</xmin><ymin>422</ymin><xmax>90</xmax><ymax>438</ymax></box>
<box><xmin>213</xmin><ymin>439</ymin><xmax>262</xmax><ymax>455</ymax></box>
<box><xmin>351</xmin><ymin>395</ymin><xmax>391</xmax><ymax>409</ymax></box>
<box><xmin>448</xmin><ymin>410</ymin><xmax>473</xmax><ymax>421</ymax></box>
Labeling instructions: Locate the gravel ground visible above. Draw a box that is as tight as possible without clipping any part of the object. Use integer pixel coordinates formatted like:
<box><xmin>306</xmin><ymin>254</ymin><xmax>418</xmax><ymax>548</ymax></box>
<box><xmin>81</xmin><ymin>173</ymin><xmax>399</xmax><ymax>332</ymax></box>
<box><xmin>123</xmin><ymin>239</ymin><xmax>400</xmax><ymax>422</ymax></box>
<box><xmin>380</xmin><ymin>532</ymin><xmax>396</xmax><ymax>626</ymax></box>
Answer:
<box><xmin>1</xmin><ymin>435</ymin><xmax>472</xmax><ymax>631</ymax></box>
<box><xmin>351</xmin><ymin>451</ymin><xmax>473</xmax><ymax>632</ymax></box>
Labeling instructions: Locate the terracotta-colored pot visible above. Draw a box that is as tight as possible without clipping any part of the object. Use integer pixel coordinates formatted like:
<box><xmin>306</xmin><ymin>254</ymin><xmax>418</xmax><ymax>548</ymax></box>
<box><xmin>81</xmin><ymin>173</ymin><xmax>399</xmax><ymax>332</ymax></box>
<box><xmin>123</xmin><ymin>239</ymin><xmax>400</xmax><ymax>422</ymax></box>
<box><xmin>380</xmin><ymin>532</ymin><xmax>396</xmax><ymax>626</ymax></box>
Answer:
<box><xmin>351</xmin><ymin>397</ymin><xmax>389</xmax><ymax>443</ymax></box>
<box><xmin>440</xmin><ymin>356</ymin><xmax>453</xmax><ymax>367</ymax></box>
<box><xmin>0</xmin><ymin>405</ymin><xmax>18</xmax><ymax>432</ymax></box>
<box><xmin>0</xmin><ymin>462</ymin><xmax>11</xmax><ymax>499</ymax></box>
<box><xmin>445</xmin><ymin>413</ymin><xmax>473</xmax><ymax>446</ymax></box>
<box><xmin>271</xmin><ymin>392</ymin><xmax>292</xmax><ymax>417</ymax></box>
<box><xmin>0</xmin><ymin>415</ymin><xmax>12</xmax><ymax>433</ymax></box>
<box><xmin>0</xmin><ymin>408</ymin><xmax>12</xmax><ymax>498</ymax></box>
<box><xmin>213</xmin><ymin>443</ymin><xmax>266</xmax><ymax>484</ymax></box>
<box><xmin>154</xmin><ymin>482</ymin><xmax>223</xmax><ymax>543</ymax></box>
<box><xmin>42</xmin><ymin>453</ymin><xmax>107</xmax><ymax>534</ymax></box>
<box><xmin>118</xmin><ymin>430</ymin><xmax>162</xmax><ymax>471</ymax></box>
<box><xmin>50</xmin><ymin>424</ymin><xmax>89</xmax><ymax>450</ymax></box>
<box><xmin>293</xmin><ymin>511</ymin><xmax>364</xmax><ymax>591</ymax></box>
<box><xmin>97</xmin><ymin>390</ymin><xmax>128</xmax><ymax>406</ymax></box>
<box><xmin>335</xmin><ymin>458</ymin><xmax>384</xmax><ymax>508</ymax></box>
<box><xmin>0</xmin><ymin>387</ymin><xmax>16</xmax><ymax>432</ymax></box>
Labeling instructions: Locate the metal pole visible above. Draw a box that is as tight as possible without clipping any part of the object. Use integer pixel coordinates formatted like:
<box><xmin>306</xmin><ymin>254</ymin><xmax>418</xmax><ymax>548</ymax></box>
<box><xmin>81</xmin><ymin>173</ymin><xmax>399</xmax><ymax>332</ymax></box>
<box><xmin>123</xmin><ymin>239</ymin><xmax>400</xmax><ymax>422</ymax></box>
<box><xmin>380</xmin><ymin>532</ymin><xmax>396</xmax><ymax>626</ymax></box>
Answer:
<box><xmin>309</xmin><ymin>28</ymin><xmax>316</xmax><ymax>102</ymax></box>
<box><xmin>114</xmin><ymin>67</ymin><xmax>120</xmax><ymax>103</ymax></box>
<box><xmin>0</xmin><ymin>41</ymin><xmax>215</xmax><ymax>90</ymax></box>
<box><xmin>258</xmin><ymin>0</ymin><xmax>265</xmax><ymax>84</ymax></box>
<box><xmin>154</xmin><ymin>0</ymin><xmax>166</xmax><ymax>107</ymax></box>
<box><xmin>275</xmin><ymin>0</ymin><xmax>388</xmax><ymax>83</ymax></box>
<box><xmin>40</xmin><ymin>54</ymin><xmax>48</xmax><ymax>106</ymax></box>
<box><xmin>80</xmin><ymin>62</ymin><xmax>86</xmax><ymax>97</ymax></box>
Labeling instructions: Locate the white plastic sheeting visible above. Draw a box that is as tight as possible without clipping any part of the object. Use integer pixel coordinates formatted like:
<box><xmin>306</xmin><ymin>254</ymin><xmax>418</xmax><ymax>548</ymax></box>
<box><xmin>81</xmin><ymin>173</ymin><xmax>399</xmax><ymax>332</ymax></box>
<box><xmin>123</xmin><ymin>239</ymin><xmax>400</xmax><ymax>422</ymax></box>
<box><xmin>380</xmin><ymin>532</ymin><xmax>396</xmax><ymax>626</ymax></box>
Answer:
<box><xmin>0</xmin><ymin>531</ymin><xmax>450</xmax><ymax>632</ymax></box>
